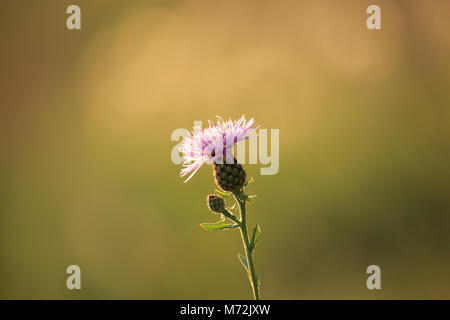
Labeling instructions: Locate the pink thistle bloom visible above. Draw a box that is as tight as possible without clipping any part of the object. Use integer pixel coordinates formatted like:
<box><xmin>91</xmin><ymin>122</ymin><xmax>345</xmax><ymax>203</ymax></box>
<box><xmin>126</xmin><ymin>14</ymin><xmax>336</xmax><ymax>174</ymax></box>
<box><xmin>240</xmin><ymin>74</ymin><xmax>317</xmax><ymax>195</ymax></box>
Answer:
<box><xmin>179</xmin><ymin>115</ymin><xmax>258</xmax><ymax>182</ymax></box>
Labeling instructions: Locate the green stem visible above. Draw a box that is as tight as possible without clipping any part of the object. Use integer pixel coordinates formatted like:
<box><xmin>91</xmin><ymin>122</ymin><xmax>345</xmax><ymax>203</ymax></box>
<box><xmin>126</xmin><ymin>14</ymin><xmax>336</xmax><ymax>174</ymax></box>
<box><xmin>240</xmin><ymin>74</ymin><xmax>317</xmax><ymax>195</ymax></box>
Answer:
<box><xmin>233</xmin><ymin>192</ymin><xmax>260</xmax><ymax>300</ymax></box>
<box><xmin>222</xmin><ymin>209</ymin><xmax>240</xmax><ymax>225</ymax></box>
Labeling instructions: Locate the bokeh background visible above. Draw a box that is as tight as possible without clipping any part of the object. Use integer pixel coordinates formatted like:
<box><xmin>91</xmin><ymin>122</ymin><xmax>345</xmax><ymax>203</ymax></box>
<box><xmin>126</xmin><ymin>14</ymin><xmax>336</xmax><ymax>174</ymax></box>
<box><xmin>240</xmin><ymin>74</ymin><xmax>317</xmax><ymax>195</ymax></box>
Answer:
<box><xmin>1</xmin><ymin>0</ymin><xmax>450</xmax><ymax>299</ymax></box>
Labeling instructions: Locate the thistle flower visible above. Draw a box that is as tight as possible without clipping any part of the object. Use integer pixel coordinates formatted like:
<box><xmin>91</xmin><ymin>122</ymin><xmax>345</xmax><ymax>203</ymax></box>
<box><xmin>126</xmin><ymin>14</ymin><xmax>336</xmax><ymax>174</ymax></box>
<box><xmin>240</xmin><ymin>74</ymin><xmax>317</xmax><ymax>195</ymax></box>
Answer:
<box><xmin>179</xmin><ymin>115</ymin><xmax>257</xmax><ymax>182</ymax></box>
<box><xmin>179</xmin><ymin>115</ymin><xmax>261</xmax><ymax>300</ymax></box>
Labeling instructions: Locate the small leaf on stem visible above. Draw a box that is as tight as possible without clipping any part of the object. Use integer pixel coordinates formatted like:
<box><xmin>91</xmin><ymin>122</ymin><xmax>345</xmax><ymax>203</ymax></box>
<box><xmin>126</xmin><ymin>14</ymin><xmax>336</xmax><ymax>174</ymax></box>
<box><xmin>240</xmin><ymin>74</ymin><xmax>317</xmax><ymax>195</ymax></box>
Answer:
<box><xmin>200</xmin><ymin>222</ymin><xmax>239</xmax><ymax>231</ymax></box>
<box><xmin>250</xmin><ymin>224</ymin><xmax>261</xmax><ymax>249</ymax></box>
<box><xmin>215</xmin><ymin>189</ymin><xmax>231</xmax><ymax>197</ymax></box>
<box><xmin>244</xmin><ymin>176</ymin><xmax>254</xmax><ymax>186</ymax></box>
<box><xmin>238</xmin><ymin>253</ymin><xmax>249</xmax><ymax>271</ymax></box>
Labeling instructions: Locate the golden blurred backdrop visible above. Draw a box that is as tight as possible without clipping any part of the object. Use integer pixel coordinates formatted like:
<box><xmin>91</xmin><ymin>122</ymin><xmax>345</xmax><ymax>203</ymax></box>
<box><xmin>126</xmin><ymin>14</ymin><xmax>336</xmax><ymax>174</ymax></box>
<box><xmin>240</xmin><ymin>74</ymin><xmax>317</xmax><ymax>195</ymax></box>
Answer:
<box><xmin>1</xmin><ymin>0</ymin><xmax>450</xmax><ymax>299</ymax></box>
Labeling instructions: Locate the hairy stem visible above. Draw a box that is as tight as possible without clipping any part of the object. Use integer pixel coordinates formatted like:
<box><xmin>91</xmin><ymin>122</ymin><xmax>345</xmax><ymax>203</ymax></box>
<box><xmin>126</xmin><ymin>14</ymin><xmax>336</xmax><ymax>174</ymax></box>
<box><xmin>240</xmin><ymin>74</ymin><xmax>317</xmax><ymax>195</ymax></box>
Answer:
<box><xmin>233</xmin><ymin>192</ymin><xmax>260</xmax><ymax>300</ymax></box>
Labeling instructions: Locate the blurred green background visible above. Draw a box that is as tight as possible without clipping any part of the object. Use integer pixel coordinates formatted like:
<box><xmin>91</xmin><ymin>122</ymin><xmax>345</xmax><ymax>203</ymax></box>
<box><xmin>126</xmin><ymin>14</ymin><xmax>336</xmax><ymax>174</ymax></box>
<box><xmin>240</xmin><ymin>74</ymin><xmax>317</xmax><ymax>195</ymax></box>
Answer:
<box><xmin>1</xmin><ymin>0</ymin><xmax>450</xmax><ymax>299</ymax></box>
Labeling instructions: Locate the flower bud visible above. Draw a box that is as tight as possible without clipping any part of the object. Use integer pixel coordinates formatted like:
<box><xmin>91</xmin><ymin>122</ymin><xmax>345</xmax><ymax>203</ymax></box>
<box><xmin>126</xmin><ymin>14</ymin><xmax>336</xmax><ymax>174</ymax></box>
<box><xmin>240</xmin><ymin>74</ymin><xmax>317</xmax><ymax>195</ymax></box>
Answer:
<box><xmin>206</xmin><ymin>194</ymin><xmax>226</xmax><ymax>213</ymax></box>
<box><xmin>213</xmin><ymin>159</ymin><xmax>246</xmax><ymax>192</ymax></box>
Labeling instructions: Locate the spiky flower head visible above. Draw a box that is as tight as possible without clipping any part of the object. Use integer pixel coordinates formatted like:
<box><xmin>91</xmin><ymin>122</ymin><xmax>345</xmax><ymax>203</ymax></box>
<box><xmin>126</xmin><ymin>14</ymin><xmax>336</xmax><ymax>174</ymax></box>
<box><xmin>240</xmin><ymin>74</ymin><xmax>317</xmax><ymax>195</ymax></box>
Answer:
<box><xmin>179</xmin><ymin>115</ymin><xmax>257</xmax><ymax>182</ymax></box>
<box><xmin>206</xmin><ymin>194</ymin><xmax>226</xmax><ymax>213</ymax></box>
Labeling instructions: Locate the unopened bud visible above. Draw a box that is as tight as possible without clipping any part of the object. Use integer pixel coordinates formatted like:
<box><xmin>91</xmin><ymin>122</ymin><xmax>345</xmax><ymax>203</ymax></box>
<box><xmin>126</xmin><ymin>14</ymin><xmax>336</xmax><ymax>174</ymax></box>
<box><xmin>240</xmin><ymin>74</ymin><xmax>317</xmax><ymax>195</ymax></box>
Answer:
<box><xmin>206</xmin><ymin>194</ymin><xmax>226</xmax><ymax>213</ymax></box>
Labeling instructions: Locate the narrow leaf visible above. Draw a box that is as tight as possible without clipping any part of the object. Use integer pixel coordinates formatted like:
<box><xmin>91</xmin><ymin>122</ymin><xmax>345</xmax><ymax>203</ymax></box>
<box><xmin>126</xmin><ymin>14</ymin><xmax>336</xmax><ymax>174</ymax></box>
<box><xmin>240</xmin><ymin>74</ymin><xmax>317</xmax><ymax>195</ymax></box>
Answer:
<box><xmin>215</xmin><ymin>189</ymin><xmax>231</xmax><ymax>197</ymax></box>
<box><xmin>238</xmin><ymin>253</ymin><xmax>249</xmax><ymax>271</ymax></box>
<box><xmin>200</xmin><ymin>222</ymin><xmax>239</xmax><ymax>231</ymax></box>
<box><xmin>250</xmin><ymin>224</ymin><xmax>261</xmax><ymax>249</ymax></box>
<box><xmin>244</xmin><ymin>176</ymin><xmax>254</xmax><ymax>186</ymax></box>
